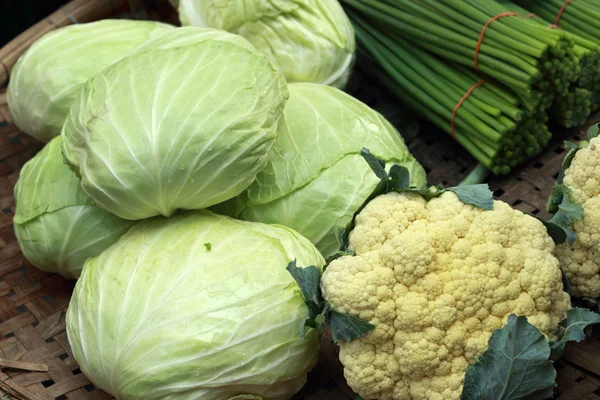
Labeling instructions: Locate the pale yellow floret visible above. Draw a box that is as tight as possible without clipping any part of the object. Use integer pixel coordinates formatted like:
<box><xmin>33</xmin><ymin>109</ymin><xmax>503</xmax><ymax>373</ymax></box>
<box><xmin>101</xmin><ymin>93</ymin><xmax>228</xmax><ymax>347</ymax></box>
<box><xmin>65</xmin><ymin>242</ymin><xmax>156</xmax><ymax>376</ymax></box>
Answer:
<box><xmin>555</xmin><ymin>137</ymin><xmax>600</xmax><ymax>298</ymax></box>
<box><xmin>321</xmin><ymin>191</ymin><xmax>570</xmax><ymax>400</ymax></box>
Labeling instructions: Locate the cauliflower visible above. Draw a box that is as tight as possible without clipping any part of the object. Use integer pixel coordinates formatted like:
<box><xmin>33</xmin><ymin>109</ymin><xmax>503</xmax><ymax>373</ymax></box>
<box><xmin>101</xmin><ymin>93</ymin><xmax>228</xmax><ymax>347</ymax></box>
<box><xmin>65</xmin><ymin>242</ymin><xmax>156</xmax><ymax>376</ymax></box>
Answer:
<box><xmin>554</xmin><ymin>135</ymin><xmax>600</xmax><ymax>297</ymax></box>
<box><xmin>321</xmin><ymin>191</ymin><xmax>571</xmax><ymax>400</ymax></box>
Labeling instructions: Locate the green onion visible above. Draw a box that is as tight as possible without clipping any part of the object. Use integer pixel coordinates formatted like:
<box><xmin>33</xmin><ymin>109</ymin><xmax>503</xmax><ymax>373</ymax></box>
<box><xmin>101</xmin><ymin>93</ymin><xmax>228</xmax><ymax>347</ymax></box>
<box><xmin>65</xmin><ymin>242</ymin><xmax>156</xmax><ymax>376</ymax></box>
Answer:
<box><xmin>503</xmin><ymin>1</ymin><xmax>600</xmax><ymax>127</ymax></box>
<box><xmin>341</xmin><ymin>0</ymin><xmax>577</xmax><ymax>110</ymax></box>
<box><xmin>350</xmin><ymin>11</ymin><xmax>550</xmax><ymax>175</ymax></box>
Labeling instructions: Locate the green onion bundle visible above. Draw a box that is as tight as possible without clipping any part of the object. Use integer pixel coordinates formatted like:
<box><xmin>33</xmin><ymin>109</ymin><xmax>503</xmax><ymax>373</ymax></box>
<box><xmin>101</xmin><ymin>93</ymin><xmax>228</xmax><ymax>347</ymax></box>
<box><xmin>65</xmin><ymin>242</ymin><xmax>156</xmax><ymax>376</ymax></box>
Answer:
<box><xmin>516</xmin><ymin>0</ymin><xmax>600</xmax><ymax>42</ymax></box>
<box><xmin>497</xmin><ymin>1</ymin><xmax>599</xmax><ymax>128</ymax></box>
<box><xmin>351</xmin><ymin>12</ymin><xmax>551</xmax><ymax>175</ymax></box>
<box><xmin>341</xmin><ymin>0</ymin><xmax>577</xmax><ymax>111</ymax></box>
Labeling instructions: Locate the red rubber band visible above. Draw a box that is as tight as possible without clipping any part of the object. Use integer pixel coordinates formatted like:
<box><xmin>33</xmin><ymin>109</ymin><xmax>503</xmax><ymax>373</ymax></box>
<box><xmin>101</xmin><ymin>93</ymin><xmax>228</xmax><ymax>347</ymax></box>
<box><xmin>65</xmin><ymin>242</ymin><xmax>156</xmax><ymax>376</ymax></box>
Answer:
<box><xmin>553</xmin><ymin>0</ymin><xmax>573</xmax><ymax>27</ymax></box>
<box><xmin>451</xmin><ymin>80</ymin><xmax>487</xmax><ymax>139</ymax></box>
<box><xmin>475</xmin><ymin>12</ymin><xmax>519</xmax><ymax>71</ymax></box>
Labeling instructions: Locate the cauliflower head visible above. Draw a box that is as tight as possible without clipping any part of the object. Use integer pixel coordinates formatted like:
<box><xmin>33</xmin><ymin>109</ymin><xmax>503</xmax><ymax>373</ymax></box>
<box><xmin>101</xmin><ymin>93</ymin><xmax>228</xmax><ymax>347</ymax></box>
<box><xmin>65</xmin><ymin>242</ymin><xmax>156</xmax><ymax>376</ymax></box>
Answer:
<box><xmin>321</xmin><ymin>191</ymin><xmax>570</xmax><ymax>400</ymax></box>
<box><xmin>555</xmin><ymin>136</ymin><xmax>600</xmax><ymax>297</ymax></box>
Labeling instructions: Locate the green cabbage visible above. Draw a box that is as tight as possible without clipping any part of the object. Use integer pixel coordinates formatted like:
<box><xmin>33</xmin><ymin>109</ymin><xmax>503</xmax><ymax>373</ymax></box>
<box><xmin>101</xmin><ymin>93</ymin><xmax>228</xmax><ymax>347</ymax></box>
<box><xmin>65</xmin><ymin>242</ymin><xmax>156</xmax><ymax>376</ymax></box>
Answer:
<box><xmin>7</xmin><ymin>20</ymin><xmax>174</xmax><ymax>143</ymax></box>
<box><xmin>219</xmin><ymin>83</ymin><xmax>427</xmax><ymax>258</ymax></box>
<box><xmin>178</xmin><ymin>0</ymin><xmax>355</xmax><ymax>88</ymax></box>
<box><xmin>13</xmin><ymin>137</ymin><xmax>135</xmax><ymax>279</ymax></box>
<box><xmin>66</xmin><ymin>211</ymin><xmax>324</xmax><ymax>400</ymax></box>
<box><xmin>61</xmin><ymin>27</ymin><xmax>288</xmax><ymax>220</ymax></box>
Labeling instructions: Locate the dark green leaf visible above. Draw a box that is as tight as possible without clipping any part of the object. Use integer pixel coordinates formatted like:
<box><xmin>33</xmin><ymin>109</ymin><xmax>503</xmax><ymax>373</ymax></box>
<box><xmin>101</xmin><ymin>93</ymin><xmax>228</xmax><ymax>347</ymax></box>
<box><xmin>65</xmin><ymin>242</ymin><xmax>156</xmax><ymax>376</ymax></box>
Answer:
<box><xmin>286</xmin><ymin>261</ymin><xmax>322</xmax><ymax>307</ymax></box>
<box><xmin>557</xmin><ymin>141</ymin><xmax>581</xmax><ymax>184</ymax></box>
<box><xmin>547</xmin><ymin>187</ymin><xmax>583</xmax><ymax>247</ymax></box>
<box><xmin>534</xmin><ymin>215</ymin><xmax>574</xmax><ymax>246</ymax></box>
<box><xmin>587</xmin><ymin>123</ymin><xmax>599</xmax><ymax>140</ymax></box>
<box><xmin>356</xmin><ymin>397</ymin><xmax>366</xmax><ymax>400</ymax></box>
<box><xmin>542</xmin><ymin>185</ymin><xmax>583</xmax><ymax>246</ymax></box>
<box><xmin>546</xmin><ymin>184</ymin><xmax>565</xmax><ymax>214</ymax></box>
<box><xmin>388</xmin><ymin>164</ymin><xmax>410</xmax><ymax>191</ymax></box>
<box><xmin>286</xmin><ymin>260</ymin><xmax>326</xmax><ymax>340</ymax></box>
<box><xmin>329</xmin><ymin>309</ymin><xmax>375</xmax><ymax>343</ymax></box>
<box><xmin>361</xmin><ymin>148</ymin><xmax>387</xmax><ymax>180</ymax></box>
<box><xmin>204</xmin><ymin>242</ymin><xmax>211</xmax><ymax>252</ymax></box>
<box><xmin>445</xmin><ymin>184</ymin><xmax>494</xmax><ymax>210</ymax></box>
<box><xmin>461</xmin><ymin>315</ymin><xmax>555</xmax><ymax>400</ymax></box>
<box><xmin>553</xmin><ymin>188</ymin><xmax>584</xmax><ymax>227</ymax></box>
<box><xmin>550</xmin><ymin>308</ymin><xmax>600</xmax><ymax>361</ymax></box>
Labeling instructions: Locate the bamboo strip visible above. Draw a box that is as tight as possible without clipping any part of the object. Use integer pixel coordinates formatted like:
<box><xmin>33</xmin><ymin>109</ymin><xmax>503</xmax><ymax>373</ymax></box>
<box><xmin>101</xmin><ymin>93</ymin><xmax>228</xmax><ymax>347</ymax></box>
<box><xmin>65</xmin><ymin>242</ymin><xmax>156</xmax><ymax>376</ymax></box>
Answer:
<box><xmin>0</xmin><ymin>371</ymin><xmax>48</xmax><ymax>400</ymax></box>
<box><xmin>0</xmin><ymin>0</ymin><xmax>131</xmax><ymax>87</ymax></box>
<box><xmin>0</xmin><ymin>359</ymin><xmax>49</xmax><ymax>372</ymax></box>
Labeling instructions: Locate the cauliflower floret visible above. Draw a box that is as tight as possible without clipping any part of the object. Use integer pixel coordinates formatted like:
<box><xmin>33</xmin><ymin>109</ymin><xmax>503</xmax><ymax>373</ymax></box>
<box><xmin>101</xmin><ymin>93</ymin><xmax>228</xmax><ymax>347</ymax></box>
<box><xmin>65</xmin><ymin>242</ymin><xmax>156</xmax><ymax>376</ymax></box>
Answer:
<box><xmin>321</xmin><ymin>191</ymin><xmax>570</xmax><ymax>400</ymax></box>
<box><xmin>555</xmin><ymin>136</ymin><xmax>600</xmax><ymax>298</ymax></box>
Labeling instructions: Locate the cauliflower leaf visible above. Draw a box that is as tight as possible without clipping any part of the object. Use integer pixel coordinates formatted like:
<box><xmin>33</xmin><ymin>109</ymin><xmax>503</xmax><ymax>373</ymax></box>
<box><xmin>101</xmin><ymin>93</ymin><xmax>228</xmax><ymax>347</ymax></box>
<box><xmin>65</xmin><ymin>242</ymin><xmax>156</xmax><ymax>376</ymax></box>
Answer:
<box><xmin>542</xmin><ymin>184</ymin><xmax>583</xmax><ymax>246</ymax></box>
<box><xmin>462</xmin><ymin>308</ymin><xmax>600</xmax><ymax>400</ymax></box>
<box><xmin>550</xmin><ymin>307</ymin><xmax>600</xmax><ymax>359</ymax></box>
<box><xmin>461</xmin><ymin>314</ymin><xmax>555</xmax><ymax>400</ymax></box>
<box><xmin>286</xmin><ymin>260</ymin><xmax>375</xmax><ymax>342</ymax></box>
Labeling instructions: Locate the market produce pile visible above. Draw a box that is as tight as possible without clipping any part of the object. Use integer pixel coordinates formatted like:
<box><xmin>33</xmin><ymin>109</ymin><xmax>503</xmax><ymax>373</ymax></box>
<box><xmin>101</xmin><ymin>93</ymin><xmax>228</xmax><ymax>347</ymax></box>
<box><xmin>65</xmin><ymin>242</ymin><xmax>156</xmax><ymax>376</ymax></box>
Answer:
<box><xmin>342</xmin><ymin>0</ymin><xmax>600</xmax><ymax>176</ymax></box>
<box><xmin>5</xmin><ymin>1</ymin><xmax>600</xmax><ymax>400</ymax></box>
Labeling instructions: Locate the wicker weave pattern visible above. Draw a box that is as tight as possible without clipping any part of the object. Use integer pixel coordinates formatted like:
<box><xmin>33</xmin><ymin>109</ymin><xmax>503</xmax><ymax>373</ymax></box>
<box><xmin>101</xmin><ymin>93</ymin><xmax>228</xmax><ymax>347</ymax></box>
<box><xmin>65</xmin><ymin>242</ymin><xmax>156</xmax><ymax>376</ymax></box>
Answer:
<box><xmin>1</xmin><ymin>0</ymin><xmax>600</xmax><ymax>397</ymax></box>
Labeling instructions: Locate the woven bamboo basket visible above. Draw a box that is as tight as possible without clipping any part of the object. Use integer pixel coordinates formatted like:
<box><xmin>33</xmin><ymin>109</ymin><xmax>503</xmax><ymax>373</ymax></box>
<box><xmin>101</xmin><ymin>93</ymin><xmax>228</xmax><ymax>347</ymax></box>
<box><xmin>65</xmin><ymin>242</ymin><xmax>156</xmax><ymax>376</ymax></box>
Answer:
<box><xmin>1</xmin><ymin>1</ymin><xmax>599</xmax><ymax>399</ymax></box>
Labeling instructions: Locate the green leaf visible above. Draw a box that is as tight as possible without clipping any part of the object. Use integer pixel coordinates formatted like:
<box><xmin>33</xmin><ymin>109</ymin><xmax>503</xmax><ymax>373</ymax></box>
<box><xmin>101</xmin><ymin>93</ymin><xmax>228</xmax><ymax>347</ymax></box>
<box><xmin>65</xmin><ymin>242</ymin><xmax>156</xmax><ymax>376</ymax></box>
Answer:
<box><xmin>444</xmin><ymin>184</ymin><xmax>494</xmax><ymax>210</ymax></box>
<box><xmin>286</xmin><ymin>260</ymin><xmax>322</xmax><ymax>307</ymax></box>
<box><xmin>329</xmin><ymin>309</ymin><xmax>376</xmax><ymax>343</ymax></box>
<box><xmin>388</xmin><ymin>164</ymin><xmax>410</xmax><ymax>191</ymax></box>
<box><xmin>286</xmin><ymin>261</ymin><xmax>375</xmax><ymax>342</ymax></box>
<box><xmin>286</xmin><ymin>260</ymin><xmax>324</xmax><ymax>339</ymax></box>
<box><xmin>461</xmin><ymin>315</ymin><xmax>556</xmax><ymax>400</ymax></box>
<box><xmin>547</xmin><ymin>186</ymin><xmax>583</xmax><ymax>247</ymax></box>
<box><xmin>546</xmin><ymin>184</ymin><xmax>563</xmax><ymax>214</ymax></box>
<box><xmin>587</xmin><ymin>123</ymin><xmax>599</xmax><ymax>140</ymax></box>
<box><xmin>542</xmin><ymin>185</ymin><xmax>583</xmax><ymax>246</ymax></box>
<box><xmin>550</xmin><ymin>308</ymin><xmax>600</xmax><ymax>361</ymax></box>
<box><xmin>535</xmin><ymin>217</ymin><xmax>572</xmax><ymax>246</ymax></box>
<box><xmin>361</xmin><ymin>148</ymin><xmax>387</xmax><ymax>180</ymax></box>
<box><xmin>557</xmin><ymin>141</ymin><xmax>582</xmax><ymax>185</ymax></box>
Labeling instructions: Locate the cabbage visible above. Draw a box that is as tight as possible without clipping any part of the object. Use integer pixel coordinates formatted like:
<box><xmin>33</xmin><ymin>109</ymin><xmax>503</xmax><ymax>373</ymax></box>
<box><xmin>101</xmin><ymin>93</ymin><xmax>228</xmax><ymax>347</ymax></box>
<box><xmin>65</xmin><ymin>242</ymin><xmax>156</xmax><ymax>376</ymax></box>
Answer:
<box><xmin>61</xmin><ymin>27</ymin><xmax>288</xmax><ymax>220</ymax></box>
<box><xmin>13</xmin><ymin>137</ymin><xmax>135</xmax><ymax>279</ymax></box>
<box><xmin>219</xmin><ymin>83</ymin><xmax>427</xmax><ymax>258</ymax></box>
<box><xmin>7</xmin><ymin>20</ymin><xmax>174</xmax><ymax>143</ymax></box>
<box><xmin>178</xmin><ymin>0</ymin><xmax>355</xmax><ymax>88</ymax></box>
<box><xmin>66</xmin><ymin>210</ymin><xmax>324</xmax><ymax>400</ymax></box>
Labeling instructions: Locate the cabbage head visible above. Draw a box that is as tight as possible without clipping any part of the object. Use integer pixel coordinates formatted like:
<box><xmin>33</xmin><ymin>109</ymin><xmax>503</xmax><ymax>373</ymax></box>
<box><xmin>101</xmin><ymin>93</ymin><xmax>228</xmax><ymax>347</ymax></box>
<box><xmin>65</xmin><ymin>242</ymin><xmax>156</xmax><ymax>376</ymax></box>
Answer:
<box><xmin>178</xmin><ymin>0</ymin><xmax>355</xmax><ymax>88</ymax></box>
<box><xmin>13</xmin><ymin>137</ymin><xmax>135</xmax><ymax>279</ymax></box>
<box><xmin>67</xmin><ymin>210</ymin><xmax>324</xmax><ymax>400</ymax></box>
<box><xmin>62</xmin><ymin>27</ymin><xmax>288</xmax><ymax>220</ymax></box>
<box><xmin>7</xmin><ymin>20</ymin><xmax>173</xmax><ymax>143</ymax></box>
<box><xmin>219</xmin><ymin>83</ymin><xmax>427</xmax><ymax>258</ymax></box>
